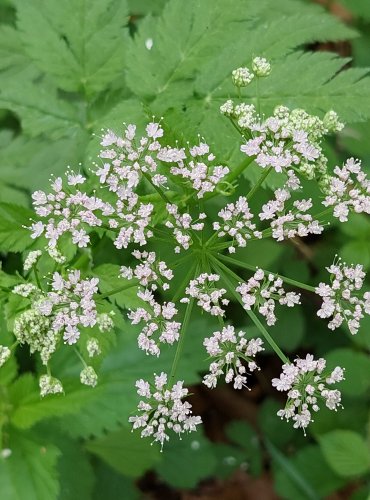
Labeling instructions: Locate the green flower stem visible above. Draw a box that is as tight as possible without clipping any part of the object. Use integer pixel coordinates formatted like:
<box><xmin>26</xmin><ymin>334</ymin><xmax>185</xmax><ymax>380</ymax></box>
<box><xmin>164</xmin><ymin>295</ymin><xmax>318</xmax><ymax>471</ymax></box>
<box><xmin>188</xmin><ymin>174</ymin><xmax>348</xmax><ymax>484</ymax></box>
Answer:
<box><xmin>246</xmin><ymin>166</ymin><xmax>273</xmax><ymax>201</ymax></box>
<box><xmin>73</xmin><ymin>347</ymin><xmax>87</xmax><ymax>368</ymax></box>
<box><xmin>209</xmin><ymin>255</ymin><xmax>289</xmax><ymax>364</ymax></box>
<box><xmin>33</xmin><ymin>266</ymin><xmax>42</xmax><ymax>290</ymax></box>
<box><xmin>172</xmin><ymin>260</ymin><xmax>198</xmax><ymax>303</ymax></box>
<box><xmin>169</xmin><ymin>296</ymin><xmax>196</xmax><ymax>385</ymax></box>
<box><xmin>216</xmin><ymin>253</ymin><xmax>316</xmax><ymax>292</ymax></box>
<box><xmin>99</xmin><ymin>280</ymin><xmax>139</xmax><ymax>300</ymax></box>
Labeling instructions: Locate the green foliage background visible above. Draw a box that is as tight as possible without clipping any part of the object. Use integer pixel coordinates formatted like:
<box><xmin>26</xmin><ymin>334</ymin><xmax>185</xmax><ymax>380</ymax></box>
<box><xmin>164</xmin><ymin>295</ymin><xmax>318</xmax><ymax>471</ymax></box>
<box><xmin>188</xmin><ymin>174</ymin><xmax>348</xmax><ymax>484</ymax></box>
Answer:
<box><xmin>0</xmin><ymin>0</ymin><xmax>369</xmax><ymax>498</ymax></box>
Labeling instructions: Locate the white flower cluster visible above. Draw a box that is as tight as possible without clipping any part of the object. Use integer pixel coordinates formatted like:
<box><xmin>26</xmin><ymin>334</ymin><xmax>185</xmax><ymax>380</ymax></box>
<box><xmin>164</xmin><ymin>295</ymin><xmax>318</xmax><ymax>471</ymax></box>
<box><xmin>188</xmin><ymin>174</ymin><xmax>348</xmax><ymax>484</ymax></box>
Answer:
<box><xmin>259</xmin><ymin>188</ymin><xmax>324</xmax><ymax>241</ymax></box>
<box><xmin>159</xmin><ymin>141</ymin><xmax>229</xmax><ymax>198</ymax></box>
<box><xmin>165</xmin><ymin>204</ymin><xmax>206</xmax><ymax>253</ymax></box>
<box><xmin>129</xmin><ymin>372</ymin><xmax>202</xmax><ymax>449</ymax></box>
<box><xmin>203</xmin><ymin>326</ymin><xmax>264</xmax><ymax>389</ymax></box>
<box><xmin>316</xmin><ymin>259</ymin><xmax>370</xmax><ymax>334</ymax></box>
<box><xmin>128</xmin><ymin>289</ymin><xmax>180</xmax><ymax>356</ymax></box>
<box><xmin>322</xmin><ymin>158</ymin><xmax>370</xmax><ymax>222</ymax></box>
<box><xmin>13</xmin><ymin>283</ymin><xmax>38</xmax><ymax>298</ymax></box>
<box><xmin>213</xmin><ymin>196</ymin><xmax>262</xmax><ymax>253</ymax></box>
<box><xmin>0</xmin><ymin>345</ymin><xmax>11</xmax><ymax>367</ymax></box>
<box><xmin>272</xmin><ymin>354</ymin><xmax>344</xmax><ymax>433</ymax></box>
<box><xmin>236</xmin><ymin>269</ymin><xmax>300</xmax><ymax>325</ymax></box>
<box><xmin>120</xmin><ymin>250</ymin><xmax>173</xmax><ymax>291</ymax></box>
<box><xmin>87</xmin><ymin>337</ymin><xmax>101</xmax><ymax>357</ymax></box>
<box><xmin>30</xmin><ymin>174</ymin><xmax>113</xmax><ymax>248</ymax></box>
<box><xmin>181</xmin><ymin>273</ymin><xmax>229</xmax><ymax>316</ymax></box>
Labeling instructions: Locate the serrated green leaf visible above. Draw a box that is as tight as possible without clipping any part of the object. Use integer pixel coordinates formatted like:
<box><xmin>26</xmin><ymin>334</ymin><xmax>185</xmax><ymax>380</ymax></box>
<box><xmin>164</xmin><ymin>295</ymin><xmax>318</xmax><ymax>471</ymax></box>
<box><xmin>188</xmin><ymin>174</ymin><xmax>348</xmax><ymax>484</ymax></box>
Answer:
<box><xmin>15</xmin><ymin>0</ymin><xmax>129</xmax><ymax>95</ymax></box>
<box><xmin>0</xmin><ymin>429</ymin><xmax>60</xmax><ymax>500</ymax></box>
<box><xmin>0</xmin><ymin>202</ymin><xmax>34</xmax><ymax>252</ymax></box>
<box><xmin>0</xmin><ymin>81</ymin><xmax>82</xmax><ymax>139</ymax></box>
<box><xmin>86</xmin><ymin>425</ymin><xmax>161</xmax><ymax>478</ymax></box>
<box><xmin>318</xmin><ymin>430</ymin><xmax>370</xmax><ymax>477</ymax></box>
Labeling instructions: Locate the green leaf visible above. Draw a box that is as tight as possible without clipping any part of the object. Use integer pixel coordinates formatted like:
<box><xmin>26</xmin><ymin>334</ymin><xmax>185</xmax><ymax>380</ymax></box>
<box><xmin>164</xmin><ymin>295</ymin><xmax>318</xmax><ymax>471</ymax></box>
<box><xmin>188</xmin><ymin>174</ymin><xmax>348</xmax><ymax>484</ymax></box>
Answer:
<box><xmin>0</xmin><ymin>429</ymin><xmax>60</xmax><ymax>500</ymax></box>
<box><xmin>0</xmin><ymin>202</ymin><xmax>34</xmax><ymax>252</ymax></box>
<box><xmin>272</xmin><ymin>444</ymin><xmax>346</xmax><ymax>500</ymax></box>
<box><xmin>0</xmin><ymin>81</ymin><xmax>82</xmax><ymax>139</ymax></box>
<box><xmin>15</xmin><ymin>0</ymin><xmax>129</xmax><ymax>95</ymax></box>
<box><xmin>86</xmin><ymin>426</ymin><xmax>161</xmax><ymax>478</ymax></box>
<box><xmin>93</xmin><ymin>264</ymin><xmax>142</xmax><ymax>309</ymax></box>
<box><xmin>225</xmin><ymin>420</ymin><xmax>262</xmax><ymax>475</ymax></box>
<box><xmin>325</xmin><ymin>348</ymin><xmax>370</xmax><ymax>397</ymax></box>
<box><xmin>8</xmin><ymin>374</ymin><xmax>114</xmax><ymax>429</ymax></box>
<box><xmin>92</xmin><ymin>462</ymin><xmax>141</xmax><ymax>500</ymax></box>
<box><xmin>155</xmin><ymin>430</ymin><xmax>217</xmax><ymax>488</ymax></box>
<box><xmin>318</xmin><ymin>430</ymin><xmax>370</xmax><ymax>477</ymax></box>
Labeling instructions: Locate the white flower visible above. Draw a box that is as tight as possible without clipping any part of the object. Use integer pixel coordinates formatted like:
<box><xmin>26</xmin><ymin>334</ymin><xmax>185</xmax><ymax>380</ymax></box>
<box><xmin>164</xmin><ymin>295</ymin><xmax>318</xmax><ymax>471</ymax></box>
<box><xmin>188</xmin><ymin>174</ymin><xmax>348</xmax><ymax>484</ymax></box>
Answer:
<box><xmin>203</xmin><ymin>326</ymin><xmax>263</xmax><ymax>389</ymax></box>
<box><xmin>273</xmin><ymin>354</ymin><xmax>344</xmax><ymax>434</ymax></box>
<box><xmin>129</xmin><ymin>372</ymin><xmax>202</xmax><ymax>448</ymax></box>
<box><xmin>24</xmin><ymin>250</ymin><xmax>42</xmax><ymax>271</ymax></box>
<box><xmin>213</xmin><ymin>196</ymin><xmax>262</xmax><ymax>253</ymax></box>
<box><xmin>316</xmin><ymin>258</ymin><xmax>369</xmax><ymax>334</ymax></box>
<box><xmin>181</xmin><ymin>273</ymin><xmax>229</xmax><ymax>316</ymax></box>
<box><xmin>236</xmin><ymin>270</ymin><xmax>300</xmax><ymax>325</ymax></box>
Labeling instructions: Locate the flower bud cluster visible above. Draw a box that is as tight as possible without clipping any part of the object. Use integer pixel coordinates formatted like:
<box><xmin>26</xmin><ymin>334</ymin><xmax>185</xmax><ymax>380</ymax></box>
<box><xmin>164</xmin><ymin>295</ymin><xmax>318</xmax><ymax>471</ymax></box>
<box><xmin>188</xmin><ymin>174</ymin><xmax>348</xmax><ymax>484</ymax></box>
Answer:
<box><xmin>232</xmin><ymin>67</ymin><xmax>254</xmax><ymax>87</ymax></box>
<box><xmin>316</xmin><ymin>259</ymin><xmax>370</xmax><ymax>334</ymax></box>
<box><xmin>13</xmin><ymin>309</ymin><xmax>58</xmax><ymax>365</ymax></box>
<box><xmin>128</xmin><ymin>289</ymin><xmax>180</xmax><ymax>356</ymax></box>
<box><xmin>236</xmin><ymin>269</ymin><xmax>300</xmax><ymax>325</ymax></box>
<box><xmin>203</xmin><ymin>326</ymin><xmax>264</xmax><ymax>389</ymax></box>
<box><xmin>165</xmin><ymin>204</ymin><xmax>206</xmax><ymax>253</ymax></box>
<box><xmin>322</xmin><ymin>158</ymin><xmax>370</xmax><ymax>222</ymax></box>
<box><xmin>272</xmin><ymin>354</ymin><xmax>344</xmax><ymax>433</ymax></box>
<box><xmin>251</xmin><ymin>56</ymin><xmax>271</xmax><ymax>77</ymax></box>
<box><xmin>129</xmin><ymin>372</ymin><xmax>202</xmax><ymax>449</ymax></box>
<box><xmin>23</xmin><ymin>250</ymin><xmax>42</xmax><ymax>271</ymax></box>
<box><xmin>0</xmin><ymin>345</ymin><xmax>11</xmax><ymax>367</ymax></box>
<box><xmin>159</xmin><ymin>141</ymin><xmax>229</xmax><ymax>198</ymax></box>
<box><xmin>39</xmin><ymin>374</ymin><xmax>64</xmax><ymax>397</ymax></box>
<box><xmin>80</xmin><ymin>366</ymin><xmax>98</xmax><ymax>387</ymax></box>
<box><xmin>259</xmin><ymin>188</ymin><xmax>323</xmax><ymax>241</ymax></box>
<box><xmin>213</xmin><ymin>196</ymin><xmax>262</xmax><ymax>253</ymax></box>
<box><xmin>120</xmin><ymin>250</ymin><xmax>173</xmax><ymax>291</ymax></box>
<box><xmin>181</xmin><ymin>273</ymin><xmax>229</xmax><ymax>316</ymax></box>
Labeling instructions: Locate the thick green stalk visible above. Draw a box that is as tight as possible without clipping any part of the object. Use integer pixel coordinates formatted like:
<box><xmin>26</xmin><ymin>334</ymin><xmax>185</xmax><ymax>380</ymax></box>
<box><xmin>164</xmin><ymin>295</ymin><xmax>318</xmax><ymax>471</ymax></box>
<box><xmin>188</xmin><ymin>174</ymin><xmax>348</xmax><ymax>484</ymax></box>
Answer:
<box><xmin>216</xmin><ymin>254</ymin><xmax>316</xmax><ymax>292</ymax></box>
